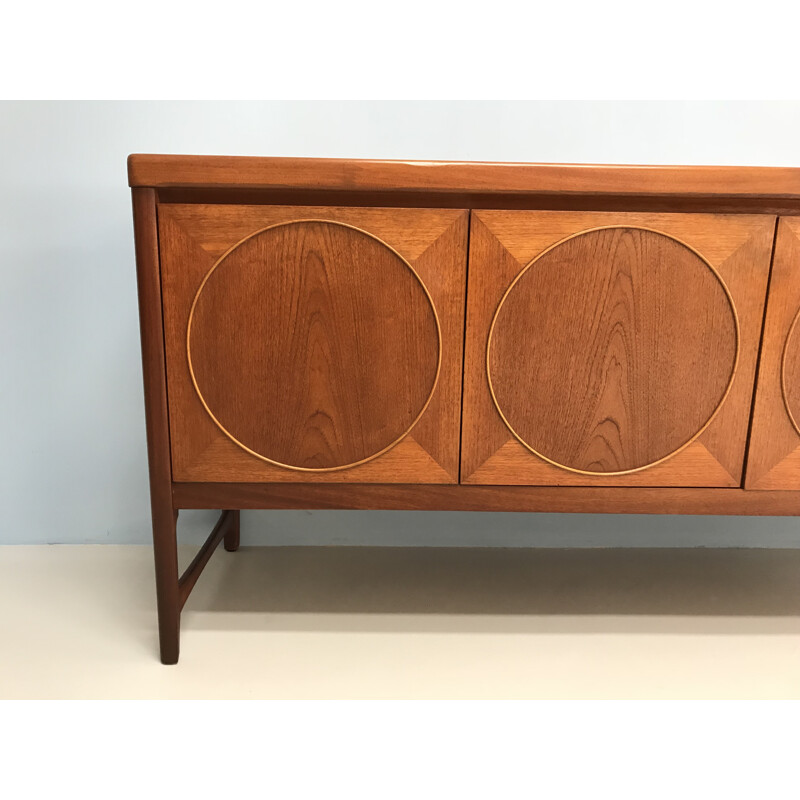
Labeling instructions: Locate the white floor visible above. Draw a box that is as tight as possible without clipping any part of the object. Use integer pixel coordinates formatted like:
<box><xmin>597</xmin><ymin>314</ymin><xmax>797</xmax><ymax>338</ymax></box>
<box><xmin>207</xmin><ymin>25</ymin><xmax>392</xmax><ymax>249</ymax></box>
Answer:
<box><xmin>2</xmin><ymin>544</ymin><xmax>800</xmax><ymax>698</ymax></box>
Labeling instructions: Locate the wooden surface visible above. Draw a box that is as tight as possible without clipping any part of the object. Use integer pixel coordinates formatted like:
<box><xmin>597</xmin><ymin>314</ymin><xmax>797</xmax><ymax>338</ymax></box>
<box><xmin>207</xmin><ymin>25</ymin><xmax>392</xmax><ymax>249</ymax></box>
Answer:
<box><xmin>223</xmin><ymin>509</ymin><xmax>240</xmax><ymax>552</ymax></box>
<box><xmin>462</xmin><ymin>210</ymin><xmax>775</xmax><ymax>487</ymax></box>
<box><xmin>188</xmin><ymin>220</ymin><xmax>439</xmax><ymax>470</ymax></box>
<box><xmin>488</xmin><ymin>226</ymin><xmax>737</xmax><ymax>474</ymax></box>
<box><xmin>128</xmin><ymin>155</ymin><xmax>800</xmax><ymax>200</ymax></box>
<box><xmin>172</xmin><ymin>482</ymin><xmax>800</xmax><ymax>516</ymax></box>
<box><xmin>156</xmin><ymin>187</ymin><xmax>800</xmax><ymax>216</ymax></box>
<box><xmin>745</xmin><ymin>217</ymin><xmax>800</xmax><ymax>489</ymax></box>
<box><xmin>782</xmin><ymin>305</ymin><xmax>800</xmax><ymax>435</ymax></box>
<box><xmin>132</xmin><ymin>188</ymin><xmax>180</xmax><ymax>664</ymax></box>
<box><xmin>160</xmin><ymin>204</ymin><xmax>468</xmax><ymax>483</ymax></box>
<box><xmin>133</xmin><ymin>161</ymin><xmax>800</xmax><ymax>666</ymax></box>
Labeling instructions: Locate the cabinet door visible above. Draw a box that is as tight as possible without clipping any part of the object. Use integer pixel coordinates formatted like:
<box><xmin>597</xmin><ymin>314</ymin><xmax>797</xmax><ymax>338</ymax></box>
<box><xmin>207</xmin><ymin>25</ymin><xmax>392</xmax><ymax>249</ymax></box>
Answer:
<box><xmin>159</xmin><ymin>204</ymin><xmax>468</xmax><ymax>483</ymax></box>
<box><xmin>462</xmin><ymin>211</ymin><xmax>775</xmax><ymax>487</ymax></box>
<box><xmin>746</xmin><ymin>217</ymin><xmax>800</xmax><ymax>489</ymax></box>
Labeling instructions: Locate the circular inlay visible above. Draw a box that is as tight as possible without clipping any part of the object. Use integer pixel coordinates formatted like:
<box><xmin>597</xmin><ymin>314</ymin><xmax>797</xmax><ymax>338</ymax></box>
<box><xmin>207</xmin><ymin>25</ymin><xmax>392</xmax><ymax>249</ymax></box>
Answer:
<box><xmin>781</xmin><ymin>308</ymin><xmax>800</xmax><ymax>436</ymax></box>
<box><xmin>487</xmin><ymin>226</ymin><xmax>739</xmax><ymax>475</ymax></box>
<box><xmin>188</xmin><ymin>220</ymin><xmax>441</xmax><ymax>471</ymax></box>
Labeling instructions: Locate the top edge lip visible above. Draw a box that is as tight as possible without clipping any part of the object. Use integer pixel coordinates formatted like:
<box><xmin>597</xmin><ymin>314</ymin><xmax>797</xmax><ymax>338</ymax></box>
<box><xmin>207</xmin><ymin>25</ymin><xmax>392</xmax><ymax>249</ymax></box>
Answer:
<box><xmin>127</xmin><ymin>153</ymin><xmax>796</xmax><ymax>169</ymax></box>
<box><xmin>126</xmin><ymin>154</ymin><xmax>800</xmax><ymax>198</ymax></box>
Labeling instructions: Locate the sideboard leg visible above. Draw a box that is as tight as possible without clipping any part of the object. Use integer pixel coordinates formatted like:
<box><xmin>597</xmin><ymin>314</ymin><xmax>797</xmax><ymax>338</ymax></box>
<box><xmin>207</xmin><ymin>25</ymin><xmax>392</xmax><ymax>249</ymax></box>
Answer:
<box><xmin>133</xmin><ymin>186</ymin><xmax>182</xmax><ymax>664</ymax></box>
<box><xmin>153</xmin><ymin>507</ymin><xmax>181</xmax><ymax>665</ymax></box>
<box><xmin>224</xmin><ymin>510</ymin><xmax>241</xmax><ymax>552</ymax></box>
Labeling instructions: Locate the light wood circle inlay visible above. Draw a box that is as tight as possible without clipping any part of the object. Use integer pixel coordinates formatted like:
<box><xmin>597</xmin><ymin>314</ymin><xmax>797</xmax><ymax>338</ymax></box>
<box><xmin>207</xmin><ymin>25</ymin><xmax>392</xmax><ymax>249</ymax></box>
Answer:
<box><xmin>781</xmin><ymin>308</ymin><xmax>800</xmax><ymax>437</ymax></box>
<box><xmin>188</xmin><ymin>220</ymin><xmax>441</xmax><ymax>471</ymax></box>
<box><xmin>488</xmin><ymin>226</ymin><xmax>739</xmax><ymax>475</ymax></box>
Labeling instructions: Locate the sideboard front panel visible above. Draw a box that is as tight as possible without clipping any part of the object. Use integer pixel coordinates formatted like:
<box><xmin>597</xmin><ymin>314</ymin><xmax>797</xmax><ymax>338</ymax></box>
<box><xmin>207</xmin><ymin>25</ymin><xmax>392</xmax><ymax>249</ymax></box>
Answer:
<box><xmin>461</xmin><ymin>210</ymin><xmax>775</xmax><ymax>487</ymax></box>
<box><xmin>745</xmin><ymin>217</ymin><xmax>800</xmax><ymax>489</ymax></box>
<box><xmin>159</xmin><ymin>204</ymin><xmax>468</xmax><ymax>483</ymax></box>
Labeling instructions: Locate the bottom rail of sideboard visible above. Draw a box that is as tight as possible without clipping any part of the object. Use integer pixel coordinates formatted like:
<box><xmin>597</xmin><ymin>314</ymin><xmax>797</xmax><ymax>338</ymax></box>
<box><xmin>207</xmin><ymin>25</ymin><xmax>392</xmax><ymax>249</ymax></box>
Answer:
<box><xmin>171</xmin><ymin>483</ymin><xmax>800</xmax><ymax>516</ymax></box>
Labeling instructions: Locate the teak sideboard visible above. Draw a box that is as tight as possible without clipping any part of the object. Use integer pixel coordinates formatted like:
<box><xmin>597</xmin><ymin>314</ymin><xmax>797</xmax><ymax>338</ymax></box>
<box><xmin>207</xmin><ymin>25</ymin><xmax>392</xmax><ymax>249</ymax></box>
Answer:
<box><xmin>129</xmin><ymin>154</ymin><xmax>800</xmax><ymax>664</ymax></box>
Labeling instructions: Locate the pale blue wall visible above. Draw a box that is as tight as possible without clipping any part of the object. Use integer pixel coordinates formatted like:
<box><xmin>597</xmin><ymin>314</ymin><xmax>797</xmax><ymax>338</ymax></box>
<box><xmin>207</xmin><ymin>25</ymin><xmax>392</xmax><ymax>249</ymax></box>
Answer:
<box><xmin>2</xmin><ymin>100</ymin><xmax>800</xmax><ymax>546</ymax></box>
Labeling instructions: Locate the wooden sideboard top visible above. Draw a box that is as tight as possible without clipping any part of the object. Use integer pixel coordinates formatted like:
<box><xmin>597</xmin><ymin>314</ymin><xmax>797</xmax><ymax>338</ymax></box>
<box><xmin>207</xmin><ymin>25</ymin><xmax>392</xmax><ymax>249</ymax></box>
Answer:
<box><xmin>127</xmin><ymin>154</ymin><xmax>800</xmax><ymax>201</ymax></box>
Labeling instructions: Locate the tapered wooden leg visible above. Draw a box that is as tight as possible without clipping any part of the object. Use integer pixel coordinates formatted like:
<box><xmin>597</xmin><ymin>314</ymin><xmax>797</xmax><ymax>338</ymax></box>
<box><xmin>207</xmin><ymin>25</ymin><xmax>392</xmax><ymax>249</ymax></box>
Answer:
<box><xmin>153</xmin><ymin>507</ymin><xmax>181</xmax><ymax>665</ymax></box>
<box><xmin>224</xmin><ymin>510</ymin><xmax>241</xmax><ymax>552</ymax></box>
<box><xmin>134</xmin><ymin>187</ymin><xmax>182</xmax><ymax>664</ymax></box>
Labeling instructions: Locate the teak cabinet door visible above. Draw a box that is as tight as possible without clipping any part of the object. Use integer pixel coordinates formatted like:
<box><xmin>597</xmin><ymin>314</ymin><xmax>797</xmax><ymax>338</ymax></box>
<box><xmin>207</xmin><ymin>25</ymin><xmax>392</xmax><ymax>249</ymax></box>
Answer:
<box><xmin>159</xmin><ymin>204</ymin><xmax>468</xmax><ymax>483</ymax></box>
<box><xmin>746</xmin><ymin>217</ymin><xmax>800</xmax><ymax>489</ymax></box>
<box><xmin>462</xmin><ymin>210</ymin><xmax>775</xmax><ymax>487</ymax></box>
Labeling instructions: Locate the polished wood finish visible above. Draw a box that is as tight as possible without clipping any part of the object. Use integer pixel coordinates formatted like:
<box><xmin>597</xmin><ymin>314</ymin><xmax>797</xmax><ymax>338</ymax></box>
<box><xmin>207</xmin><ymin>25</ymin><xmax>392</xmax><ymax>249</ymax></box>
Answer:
<box><xmin>130</xmin><ymin>156</ymin><xmax>800</xmax><ymax>663</ymax></box>
<box><xmin>488</xmin><ymin>226</ymin><xmax>737</xmax><ymax>474</ymax></box>
<box><xmin>462</xmin><ymin>210</ymin><xmax>775</xmax><ymax>486</ymax></box>
<box><xmin>783</xmin><ymin>314</ymin><xmax>800</xmax><ymax>432</ymax></box>
<box><xmin>156</xmin><ymin>187</ymin><xmax>800</xmax><ymax>216</ymax></box>
<box><xmin>132</xmin><ymin>187</ymin><xmax>181</xmax><ymax>664</ymax></box>
<box><xmin>746</xmin><ymin>217</ymin><xmax>800</xmax><ymax>489</ymax></box>
<box><xmin>160</xmin><ymin>204</ymin><xmax>468</xmax><ymax>483</ymax></box>
<box><xmin>128</xmin><ymin>155</ymin><xmax>800</xmax><ymax>200</ymax></box>
<box><xmin>172</xmin><ymin>482</ymin><xmax>800</xmax><ymax>516</ymax></box>
<box><xmin>224</xmin><ymin>509</ymin><xmax>240</xmax><ymax>552</ymax></box>
<box><xmin>188</xmin><ymin>220</ymin><xmax>439</xmax><ymax>470</ymax></box>
<box><xmin>133</xmin><ymin>190</ymin><xmax>244</xmax><ymax>663</ymax></box>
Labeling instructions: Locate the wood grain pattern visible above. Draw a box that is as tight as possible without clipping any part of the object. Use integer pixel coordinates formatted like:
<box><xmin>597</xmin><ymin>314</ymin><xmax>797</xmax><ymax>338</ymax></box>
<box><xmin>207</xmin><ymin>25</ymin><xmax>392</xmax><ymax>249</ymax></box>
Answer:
<box><xmin>188</xmin><ymin>220</ymin><xmax>439</xmax><ymax>470</ymax></box>
<box><xmin>128</xmin><ymin>155</ymin><xmax>800</xmax><ymax>200</ymax></box>
<box><xmin>781</xmin><ymin>307</ymin><xmax>800</xmax><ymax>435</ymax></box>
<box><xmin>159</xmin><ymin>204</ymin><xmax>468</xmax><ymax>483</ymax></box>
<box><xmin>462</xmin><ymin>210</ymin><xmax>775</xmax><ymax>487</ymax></box>
<box><xmin>131</xmin><ymin>158</ymin><xmax>800</xmax><ymax>667</ymax></box>
<box><xmin>488</xmin><ymin>227</ymin><xmax>737</xmax><ymax>474</ymax></box>
<box><xmin>745</xmin><ymin>217</ymin><xmax>800</xmax><ymax>489</ymax></box>
<box><xmin>129</xmin><ymin>157</ymin><xmax>800</xmax><ymax>666</ymax></box>
<box><xmin>171</xmin><ymin>482</ymin><xmax>800</xmax><ymax>516</ymax></box>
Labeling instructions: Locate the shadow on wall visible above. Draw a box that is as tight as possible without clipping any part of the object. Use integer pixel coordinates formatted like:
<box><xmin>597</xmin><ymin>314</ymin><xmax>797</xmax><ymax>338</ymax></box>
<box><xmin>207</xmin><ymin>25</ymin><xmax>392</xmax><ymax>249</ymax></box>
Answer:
<box><xmin>173</xmin><ymin>509</ymin><xmax>800</xmax><ymax>549</ymax></box>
